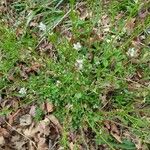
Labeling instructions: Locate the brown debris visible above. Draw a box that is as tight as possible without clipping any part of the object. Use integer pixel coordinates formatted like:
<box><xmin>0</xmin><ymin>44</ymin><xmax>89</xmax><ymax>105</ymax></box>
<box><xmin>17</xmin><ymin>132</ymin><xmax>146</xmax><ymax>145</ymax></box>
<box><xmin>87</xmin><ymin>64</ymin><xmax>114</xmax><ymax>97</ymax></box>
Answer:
<box><xmin>103</xmin><ymin>120</ymin><xmax>122</xmax><ymax>143</ymax></box>
<box><xmin>0</xmin><ymin>113</ymin><xmax>61</xmax><ymax>150</ymax></box>
<box><xmin>17</xmin><ymin>61</ymin><xmax>42</xmax><ymax>80</ymax></box>
<box><xmin>42</xmin><ymin>101</ymin><xmax>54</xmax><ymax>113</ymax></box>
<box><xmin>125</xmin><ymin>18</ymin><xmax>136</xmax><ymax>35</ymax></box>
<box><xmin>37</xmin><ymin>39</ymin><xmax>58</xmax><ymax>60</ymax></box>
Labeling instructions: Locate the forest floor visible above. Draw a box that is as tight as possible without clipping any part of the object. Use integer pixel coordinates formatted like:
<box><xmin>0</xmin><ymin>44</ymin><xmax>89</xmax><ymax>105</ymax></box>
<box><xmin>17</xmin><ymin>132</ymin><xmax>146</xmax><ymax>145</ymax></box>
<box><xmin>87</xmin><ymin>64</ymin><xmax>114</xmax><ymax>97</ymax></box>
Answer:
<box><xmin>0</xmin><ymin>0</ymin><xmax>150</xmax><ymax>149</ymax></box>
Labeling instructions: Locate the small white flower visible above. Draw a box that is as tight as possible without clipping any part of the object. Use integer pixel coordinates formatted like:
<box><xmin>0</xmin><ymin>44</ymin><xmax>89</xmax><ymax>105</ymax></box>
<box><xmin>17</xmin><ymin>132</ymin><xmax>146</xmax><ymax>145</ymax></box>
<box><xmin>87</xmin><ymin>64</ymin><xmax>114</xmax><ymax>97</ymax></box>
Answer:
<box><xmin>56</xmin><ymin>80</ymin><xmax>61</xmax><ymax>86</ymax></box>
<box><xmin>127</xmin><ymin>48</ymin><xmax>137</xmax><ymax>57</ymax></box>
<box><xmin>106</xmin><ymin>39</ymin><xmax>111</xmax><ymax>43</ymax></box>
<box><xmin>38</xmin><ymin>22</ymin><xmax>46</xmax><ymax>31</ymax></box>
<box><xmin>103</xmin><ymin>27</ymin><xmax>110</xmax><ymax>32</ymax></box>
<box><xmin>73</xmin><ymin>42</ymin><xmax>82</xmax><ymax>51</ymax></box>
<box><xmin>134</xmin><ymin>0</ymin><xmax>138</xmax><ymax>3</ymax></box>
<box><xmin>140</xmin><ymin>35</ymin><xmax>146</xmax><ymax>40</ymax></box>
<box><xmin>75</xmin><ymin>59</ymin><xmax>83</xmax><ymax>70</ymax></box>
<box><xmin>19</xmin><ymin>87</ymin><xmax>27</xmax><ymax>95</ymax></box>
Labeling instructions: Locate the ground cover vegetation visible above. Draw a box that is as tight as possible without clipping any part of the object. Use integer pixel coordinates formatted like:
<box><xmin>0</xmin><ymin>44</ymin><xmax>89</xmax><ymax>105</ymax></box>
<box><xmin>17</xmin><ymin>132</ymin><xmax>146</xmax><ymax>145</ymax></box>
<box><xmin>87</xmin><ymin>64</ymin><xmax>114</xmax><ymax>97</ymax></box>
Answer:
<box><xmin>0</xmin><ymin>0</ymin><xmax>150</xmax><ymax>149</ymax></box>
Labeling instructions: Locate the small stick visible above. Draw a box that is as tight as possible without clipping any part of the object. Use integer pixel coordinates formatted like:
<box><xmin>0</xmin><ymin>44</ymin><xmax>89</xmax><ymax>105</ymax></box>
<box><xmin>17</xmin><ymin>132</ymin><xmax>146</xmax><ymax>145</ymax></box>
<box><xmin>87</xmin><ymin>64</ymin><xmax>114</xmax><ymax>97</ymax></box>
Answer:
<box><xmin>4</xmin><ymin>120</ymin><xmax>38</xmax><ymax>149</ymax></box>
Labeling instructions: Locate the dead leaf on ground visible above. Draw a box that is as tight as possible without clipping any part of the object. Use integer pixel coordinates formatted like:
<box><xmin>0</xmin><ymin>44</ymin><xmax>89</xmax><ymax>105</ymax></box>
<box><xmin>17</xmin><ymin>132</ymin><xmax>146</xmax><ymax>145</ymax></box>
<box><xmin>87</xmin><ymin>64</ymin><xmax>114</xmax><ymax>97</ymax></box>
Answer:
<box><xmin>29</xmin><ymin>105</ymin><xmax>36</xmax><ymax>117</ymax></box>
<box><xmin>47</xmin><ymin>115</ymin><xmax>62</xmax><ymax>131</ymax></box>
<box><xmin>17</xmin><ymin>61</ymin><xmax>42</xmax><ymax>79</ymax></box>
<box><xmin>25</xmin><ymin>62</ymin><xmax>42</xmax><ymax>74</ymax></box>
<box><xmin>103</xmin><ymin>120</ymin><xmax>122</xmax><ymax>143</ymax></box>
<box><xmin>23</xmin><ymin>123</ymin><xmax>38</xmax><ymax>138</ymax></box>
<box><xmin>8</xmin><ymin>109</ymin><xmax>21</xmax><ymax>125</ymax></box>
<box><xmin>37</xmin><ymin>39</ymin><xmax>58</xmax><ymax>60</ymax></box>
<box><xmin>16</xmin><ymin>27</ymin><xmax>24</xmax><ymax>38</ymax></box>
<box><xmin>42</xmin><ymin>101</ymin><xmax>54</xmax><ymax>113</ymax></box>
<box><xmin>0</xmin><ymin>136</ymin><xmax>5</xmax><ymax>146</ymax></box>
<box><xmin>20</xmin><ymin>114</ymin><xmax>32</xmax><ymax>126</ymax></box>
<box><xmin>77</xmin><ymin>2</ymin><xmax>92</xmax><ymax>20</ymax></box>
<box><xmin>69</xmin><ymin>142</ymin><xmax>74</xmax><ymax>150</ymax></box>
<box><xmin>8</xmin><ymin>74</ymin><xmax>15</xmax><ymax>82</ymax></box>
<box><xmin>125</xmin><ymin>18</ymin><xmax>136</xmax><ymax>35</ymax></box>
<box><xmin>138</xmin><ymin>8</ymin><xmax>148</xmax><ymax>19</ymax></box>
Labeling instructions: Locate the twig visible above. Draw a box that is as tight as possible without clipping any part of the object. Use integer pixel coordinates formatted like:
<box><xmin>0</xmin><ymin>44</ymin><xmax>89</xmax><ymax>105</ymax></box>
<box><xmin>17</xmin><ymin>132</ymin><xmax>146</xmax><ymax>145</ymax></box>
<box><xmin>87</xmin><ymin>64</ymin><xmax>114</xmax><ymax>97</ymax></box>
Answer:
<box><xmin>4</xmin><ymin>120</ymin><xmax>38</xmax><ymax>149</ymax></box>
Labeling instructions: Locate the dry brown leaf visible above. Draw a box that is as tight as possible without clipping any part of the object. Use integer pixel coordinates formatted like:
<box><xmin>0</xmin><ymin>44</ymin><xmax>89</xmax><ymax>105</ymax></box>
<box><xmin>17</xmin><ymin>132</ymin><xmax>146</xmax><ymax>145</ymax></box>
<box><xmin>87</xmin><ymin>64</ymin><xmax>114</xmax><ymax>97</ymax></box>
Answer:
<box><xmin>111</xmin><ymin>122</ymin><xmax>120</xmax><ymax>135</ymax></box>
<box><xmin>138</xmin><ymin>8</ymin><xmax>148</xmax><ymax>19</ymax></box>
<box><xmin>18</xmin><ymin>62</ymin><xmax>42</xmax><ymax>79</ymax></box>
<box><xmin>42</xmin><ymin>101</ymin><xmax>54</xmax><ymax>113</ymax></box>
<box><xmin>37</xmin><ymin>40</ymin><xmax>57</xmax><ymax>60</ymax></box>
<box><xmin>38</xmin><ymin>118</ymin><xmax>50</xmax><ymax>135</ymax></box>
<box><xmin>23</xmin><ymin>123</ymin><xmax>38</xmax><ymax>138</ymax></box>
<box><xmin>29</xmin><ymin>105</ymin><xmax>36</xmax><ymax>117</ymax></box>
<box><xmin>8</xmin><ymin>109</ymin><xmax>21</xmax><ymax>125</ymax></box>
<box><xmin>103</xmin><ymin>120</ymin><xmax>122</xmax><ymax>143</ymax></box>
<box><xmin>20</xmin><ymin>114</ymin><xmax>32</xmax><ymax>126</ymax></box>
<box><xmin>110</xmin><ymin>132</ymin><xmax>122</xmax><ymax>143</ymax></box>
<box><xmin>103</xmin><ymin>120</ymin><xmax>111</xmax><ymax>130</ymax></box>
<box><xmin>37</xmin><ymin>136</ymin><xmax>48</xmax><ymax>150</ymax></box>
<box><xmin>8</xmin><ymin>74</ymin><xmax>15</xmax><ymax>81</ymax></box>
<box><xmin>0</xmin><ymin>136</ymin><xmax>5</xmax><ymax>146</ymax></box>
<box><xmin>0</xmin><ymin>127</ymin><xmax>9</xmax><ymax>138</ymax></box>
<box><xmin>47</xmin><ymin>115</ymin><xmax>62</xmax><ymax>131</ymax></box>
<box><xmin>125</xmin><ymin>18</ymin><xmax>136</xmax><ymax>35</ymax></box>
<box><xmin>69</xmin><ymin>142</ymin><xmax>74</xmax><ymax>150</ymax></box>
<box><xmin>16</xmin><ymin>27</ymin><xmax>24</xmax><ymax>37</ymax></box>
<box><xmin>29</xmin><ymin>22</ymin><xmax>38</xmax><ymax>27</ymax></box>
<box><xmin>26</xmin><ymin>63</ymin><xmax>41</xmax><ymax>74</ymax></box>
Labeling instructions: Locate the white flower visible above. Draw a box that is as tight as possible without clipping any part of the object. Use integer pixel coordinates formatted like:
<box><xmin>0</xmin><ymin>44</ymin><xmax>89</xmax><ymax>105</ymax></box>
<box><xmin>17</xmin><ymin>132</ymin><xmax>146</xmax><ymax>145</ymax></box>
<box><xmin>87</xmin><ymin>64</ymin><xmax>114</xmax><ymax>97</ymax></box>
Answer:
<box><xmin>103</xmin><ymin>27</ymin><xmax>110</xmax><ymax>32</ymax></box>
<box><xmin>56</xmin><ymin>80</ymin><xmax>61</xmax><ymax>86</ymax></box>
<box><xmin>127</xmin><ymin>47</ymin><xmax>138</xmax><ymax>57</ymax></box>
<box><xmin>106</xmin><ymin>39</ymin><xmax>111</xmax><ymax>43</ymax></box>
<box><xmin>134</xmin><ymin>0</ymin><xmax>138</xmax><ymax>3</ymax></box>
<box><xmin>73</xmin><ymin>42</ymin><xmax>82</xmax><ymax>51</ymax></box>
<box><xmin>38</xmin><ymin>22</ymin><xmax>46</xmax><ymax>31</ymax></box>
<box><xmin>75</xmin><ymin>59</ymin><xmax>83</xmax><ymax>70</ymax></box>
<box><xmin>19</xmin><ymin>87</ymin><xmax>27</xmax><ymax>95</ymax></box>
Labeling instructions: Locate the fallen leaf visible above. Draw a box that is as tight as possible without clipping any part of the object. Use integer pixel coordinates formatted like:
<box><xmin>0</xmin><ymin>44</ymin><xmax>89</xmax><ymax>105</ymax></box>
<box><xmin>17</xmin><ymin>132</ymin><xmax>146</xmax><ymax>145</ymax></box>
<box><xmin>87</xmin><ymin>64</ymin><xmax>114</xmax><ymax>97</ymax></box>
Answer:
<box><xmin>39</xmin><ymin>118</ymin><xmax>50</xmax><ymax>132</ymax></box>
<box><xmin>0</xmin><ymin>136</ymin><xmax>5</xmax><ymax>146</ymax></box>
<box><xmin>23</xmin><ymin>123</ymin><xmax>38</xmax><ymax>138</ymax></box>
<box><xmin>43</xmin><ymin>101</ymin><xmax>54</xmax><ymax>113</ymax></box>
<box><xmin>8</xmin><ymin>109</ymin><xmax>21</xmax><ymax>125</ymax></box>
<box><xmin>110</xmin><ymin>132</ymin><xmax>122</xmax><ymax>143</ymax></box>
<box><xmin>37</xmin><ymin>39</ymin><xmax>58</xmax><ymax>60</ymax></box>
<box><xmin>29</xmin><ymin>21</ymin><xmax>38</xmax><ymax>27</ymax></box>
<box><xmin>47</xmin><ymin>115</ymin><xmax>62</xmax><ymax>131</ymax></box>
<box><xmin>69</xmin><ymin>142</ymin><xmax>74</xmax><ymax>150</ymax></box>
<box><xmin>20</xmin><ymin>114</ymin><xmax>32</xmax><ymax>126</ymax></box>
<box><xmin>25</xmin><ymin>63</ymin><xmax>41</xmax><ymax>74</ymax></box>
<box><xmin>16</xmin><ymin>27</ymin><xmax>24</xmax><ymax>37</ymax></box>
<box><xmin>8</xmin><ymin>74</ymin><xmax>15</xmax><ymax>81</ymax></box>
<box><xmin>103</xmin><ymin>120</ymin><xmax>111</xmax><ymax>130</ymax></box>
<box><xmin>37</xmin><ymin>136</ymin><xmax>48</xmax><ymax>150</ymax></box>
<box><xmin>111</xmin><ymin>122</ymin><xmax>120</xmax><ymax>135</ymax></box>
<box><xmin>125</xmin><ymin>18</ymin><xmax>136</xmax><ymax>35</ymax></box>
<box><xmin>29</xmin><ymin>105</ymin><xmax>36</xmax><ymax>117</ymax></box>
<box><xmin>0</xmin><ymin>127</ymin><xmax>9</xmax><ymax>138</ymax></box>
<box><xmin>103</xmin><ymin>120</ymin><xmax>122</xmax><ymax>143</ymax></box>
<box><xmin>138</xmin><ymin>8</ymin><xmax>148</xmax><ymax>19</ymax></box>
